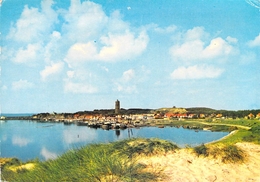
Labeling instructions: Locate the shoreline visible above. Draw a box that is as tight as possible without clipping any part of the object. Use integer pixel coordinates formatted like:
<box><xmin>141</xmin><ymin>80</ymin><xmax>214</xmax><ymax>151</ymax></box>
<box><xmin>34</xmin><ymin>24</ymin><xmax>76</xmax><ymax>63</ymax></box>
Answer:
<box><xmin>205</xmin><ymin>130</ymin><xmax>237</xmax><ymax>145</ymax></box>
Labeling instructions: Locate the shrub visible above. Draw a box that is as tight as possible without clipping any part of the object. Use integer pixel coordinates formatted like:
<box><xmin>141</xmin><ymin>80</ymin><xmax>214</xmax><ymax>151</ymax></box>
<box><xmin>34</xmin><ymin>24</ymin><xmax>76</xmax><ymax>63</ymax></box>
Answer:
<box><xmin>251</xmin><ymin>125</ymin><xmax>260</xmax><ymax>134</ymax></box>
<box><xmin>112</xmin><ymin>138</ymin><xmax>179</xmax><ymax>157</ymax></box>
<box><xmin>193</xmin><ymin>144</ymin><xmax>208</xmax><ymax>157</ymax></box>
<box><xmin>221</xmin><ymin>145</ymin><xmax>244</xmax><ymax>163</ymax></box>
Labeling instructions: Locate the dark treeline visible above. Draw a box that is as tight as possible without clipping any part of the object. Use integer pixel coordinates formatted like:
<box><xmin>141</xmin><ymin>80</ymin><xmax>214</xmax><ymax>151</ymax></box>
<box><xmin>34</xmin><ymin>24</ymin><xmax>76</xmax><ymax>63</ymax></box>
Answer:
<box><xmin>76</xmin><ymin>108</ymin><xmax>153</xmax><ymax>116</ymax></box>
<box><xmin>186</xmin><ymin>107</ymin><xmax>260</xmax><ymax>118</ymax></box>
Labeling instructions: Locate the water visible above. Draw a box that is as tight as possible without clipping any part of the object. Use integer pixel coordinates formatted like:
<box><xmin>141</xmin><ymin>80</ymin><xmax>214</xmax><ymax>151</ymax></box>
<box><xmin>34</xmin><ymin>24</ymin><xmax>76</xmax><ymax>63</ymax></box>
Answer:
<box><xmin>0</xmin><ymin>113</ymin><xmax>35</xmax><ymax>117</ymax></box>
<box><xmin>0</xmin><ymin>120</ymin><xmax>229</xmax><ymax>161</ymax></box>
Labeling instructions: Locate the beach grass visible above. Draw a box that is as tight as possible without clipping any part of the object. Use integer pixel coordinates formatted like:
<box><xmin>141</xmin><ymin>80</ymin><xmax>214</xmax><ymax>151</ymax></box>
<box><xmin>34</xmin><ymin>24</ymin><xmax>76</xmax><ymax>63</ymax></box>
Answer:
<box><xmin>193</xmin><ymin>143</ymin><xmax>245</xmax><ymax>163</ymax></box>
<box><xmin>1</xmin><ymin>138</ymin><xmax>178</xmax><ymax>182</ymax></box>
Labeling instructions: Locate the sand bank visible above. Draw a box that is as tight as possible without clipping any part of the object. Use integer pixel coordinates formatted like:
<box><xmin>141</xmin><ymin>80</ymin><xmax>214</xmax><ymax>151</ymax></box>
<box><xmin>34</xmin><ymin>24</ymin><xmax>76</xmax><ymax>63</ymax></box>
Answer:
<box><xmin>139</xmin><ymin>142</ymin><xmax>260</xmax><ymax>182</ymax></box>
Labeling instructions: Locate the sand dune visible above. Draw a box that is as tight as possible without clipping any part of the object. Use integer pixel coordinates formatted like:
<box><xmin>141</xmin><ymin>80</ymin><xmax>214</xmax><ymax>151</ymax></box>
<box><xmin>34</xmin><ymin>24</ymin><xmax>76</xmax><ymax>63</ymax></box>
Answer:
<box><xmin>139</xmin><ymin>142</ymin><xmax>260</xmax><ymax>182</ymax></box>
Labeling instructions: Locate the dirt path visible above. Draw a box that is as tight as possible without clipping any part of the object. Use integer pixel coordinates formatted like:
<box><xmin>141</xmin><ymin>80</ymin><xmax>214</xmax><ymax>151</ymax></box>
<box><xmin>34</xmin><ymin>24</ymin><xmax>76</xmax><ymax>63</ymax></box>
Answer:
<box><xmin>189</xmin><ymin>120</ymin><xmax>251</xmax><ymax>130</ymax></box>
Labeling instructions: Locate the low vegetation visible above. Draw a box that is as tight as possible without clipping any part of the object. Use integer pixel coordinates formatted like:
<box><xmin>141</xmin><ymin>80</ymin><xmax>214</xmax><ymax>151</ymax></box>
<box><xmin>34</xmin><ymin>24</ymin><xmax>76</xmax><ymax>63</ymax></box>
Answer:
<box><xmin>193</xmin><ymin>144</ymin><xmax>245</xmax><ymax>163</ymax></box>
<box><xmin>1</xmin><ymin>138</ymin><xmax>178</xmax><ymax>182</ymax></box>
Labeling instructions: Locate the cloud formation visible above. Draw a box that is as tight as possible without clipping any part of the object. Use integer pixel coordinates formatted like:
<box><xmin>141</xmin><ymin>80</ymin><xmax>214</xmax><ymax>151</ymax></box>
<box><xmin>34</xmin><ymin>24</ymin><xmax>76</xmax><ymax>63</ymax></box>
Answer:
<box><xmin>170</xmin><ymin>65</ymin><xmax>224</xmax><ymax>80</ymax></box>
<box><xmin>114</xmin><ymin>69</ymin><xmax>137</xmax><ymax>93</ymax></box>
<box><xmin>64</xmin><ymin>30</ymin><xmax>148</xmax><ymax>65</ymax></box>
<box><xmin>122</xmin><ymin>69</ymin><xmax>135</xmax><ymax>82</ymax></box>
<box><xmin>13</xmin><ymin>43</ymin><xmax>41</xmax><ymax>63</ymax></box>
<box><xmin>5</xmin><ymin>0</ymin><xmax>149</xmax><ymax>94</ymax></box>
<box><xmin>248</xmin><ymin>33</ymin><xmax>260</xmax><ymax>47</ymax></box>
<box><xmin>170</xmin><ymin>27</ymin><xmax>237</xmax><ymax>63</ymax></box>
<box><xmin>64</xmin><ymin>81</ymin><xmax>98</xmax><ymax>94</ymax></box>
<box><xmin>8</xmin><ymin>0</ymin><xmax>57</xmax><ymax>43</ymax></box>
<box><xmin>40</xmin><ymin>62</ymin><xmax>64</xmax><ymax>81</ymax></box>
<box><xmin>12</xmin><ymin>79</ymin><xmax>34</xmax><ymax>90</ymax></box>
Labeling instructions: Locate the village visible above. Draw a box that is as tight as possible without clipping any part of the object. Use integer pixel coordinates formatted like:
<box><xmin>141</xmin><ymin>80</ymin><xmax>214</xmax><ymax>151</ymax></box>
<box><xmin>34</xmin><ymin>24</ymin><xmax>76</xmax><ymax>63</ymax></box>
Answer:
<box><xmin>26</xmin><ymin>100</ymin><xmax>260</xmax><ymax>130</ymax></box>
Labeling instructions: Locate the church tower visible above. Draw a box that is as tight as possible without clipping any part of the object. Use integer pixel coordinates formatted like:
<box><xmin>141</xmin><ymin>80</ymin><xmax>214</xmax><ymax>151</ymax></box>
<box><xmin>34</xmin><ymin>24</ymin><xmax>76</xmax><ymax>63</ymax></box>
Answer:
<box><xmin>115</xmin><ymin>100</ymin><xmax>120</xmax><ymax>114</ymax></box>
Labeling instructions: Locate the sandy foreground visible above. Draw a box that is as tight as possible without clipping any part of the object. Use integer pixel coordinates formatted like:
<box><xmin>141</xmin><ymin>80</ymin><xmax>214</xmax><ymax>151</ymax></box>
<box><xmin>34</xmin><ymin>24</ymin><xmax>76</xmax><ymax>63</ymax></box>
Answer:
<box><xmin>139</xmin><ymin>142</ymin><xmax>260</xmax><ymax>182</ymax></box>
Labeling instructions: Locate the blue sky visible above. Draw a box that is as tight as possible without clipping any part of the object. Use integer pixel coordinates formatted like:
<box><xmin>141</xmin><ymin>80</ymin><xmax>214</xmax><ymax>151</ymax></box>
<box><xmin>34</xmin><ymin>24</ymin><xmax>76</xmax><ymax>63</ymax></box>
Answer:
<box><xmin>1</xmin><ymin>0</ymin><xmax>260</xmax><ymax>113</ymax></box>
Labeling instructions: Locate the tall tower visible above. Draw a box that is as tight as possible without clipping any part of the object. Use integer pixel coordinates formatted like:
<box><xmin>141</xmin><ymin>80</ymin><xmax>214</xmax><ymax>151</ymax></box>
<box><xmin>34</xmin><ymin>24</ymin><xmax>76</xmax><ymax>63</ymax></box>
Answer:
<box><xmin>115</xmin><ymin>100</ymin><xmax>120</xmax><ymax>114</ymax></box>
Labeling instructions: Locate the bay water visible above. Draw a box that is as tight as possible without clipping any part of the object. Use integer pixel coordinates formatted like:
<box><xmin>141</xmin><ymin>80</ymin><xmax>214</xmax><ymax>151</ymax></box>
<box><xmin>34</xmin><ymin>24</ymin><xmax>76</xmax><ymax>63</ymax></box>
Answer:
<box><xmin>0</xmin><ymin>120</ymin><xmax>228</xmax><ymax>161</ymax></box>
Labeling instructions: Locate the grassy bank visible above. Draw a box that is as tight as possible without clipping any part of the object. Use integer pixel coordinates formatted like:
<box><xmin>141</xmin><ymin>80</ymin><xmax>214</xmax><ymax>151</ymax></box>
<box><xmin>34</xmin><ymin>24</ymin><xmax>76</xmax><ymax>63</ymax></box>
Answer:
<box><xmin>154</xmin><ymin>118</ymin><xmax>260</xmax><ymax>144</ymax></box>
<box><xmin>1</xmin><ymin>138</ymin><xmax>178</xmax><ymax>182</ymax></box>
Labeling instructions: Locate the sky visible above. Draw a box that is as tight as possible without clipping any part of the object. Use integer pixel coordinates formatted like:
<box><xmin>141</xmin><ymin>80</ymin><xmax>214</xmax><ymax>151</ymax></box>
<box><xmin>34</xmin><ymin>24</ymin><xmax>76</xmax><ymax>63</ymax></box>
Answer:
<box><xmin>1</xmin><ymin>0</ymin><xmax>260</xmax><ymax>113</ymax></box>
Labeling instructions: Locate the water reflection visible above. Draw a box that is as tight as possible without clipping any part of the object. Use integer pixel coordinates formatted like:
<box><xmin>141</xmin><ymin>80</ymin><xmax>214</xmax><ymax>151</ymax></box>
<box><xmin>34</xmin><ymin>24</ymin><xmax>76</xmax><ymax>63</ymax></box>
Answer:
<box><xmin>12</xmin><ymin>136</ymin><xmax>32</xmax><ymax>147</ymax></box>
<box><xmin>41</xmin><ymin>147</ymin><xmax>58</xmax><ymax>160</ymax></box>
<box><xmin>115</xmin><ymin>129</ymin><xmax>120</xmax><ymax>137</ymax></box>
<box><xmin>1</xmin><ymin>120</ymin><xmax>229</xmax><ymax>161</ymax></box>
<box><xmin>63</xmin><ymin>127</ymin><xmax>97</xmax><ymax>144</ymax></box>
<box><xmin>2</xmin><ymin>134</ymin><xmax>7</xmax><ymax>142</ymax></box>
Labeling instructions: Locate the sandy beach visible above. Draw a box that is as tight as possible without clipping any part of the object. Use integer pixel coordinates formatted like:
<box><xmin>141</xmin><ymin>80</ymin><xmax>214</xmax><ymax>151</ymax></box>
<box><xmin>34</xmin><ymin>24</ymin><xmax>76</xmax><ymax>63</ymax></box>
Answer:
<box><xmin>139</xmin><ymin>142</ymin><xmax>260</xmax><ymax>182</ymax></box>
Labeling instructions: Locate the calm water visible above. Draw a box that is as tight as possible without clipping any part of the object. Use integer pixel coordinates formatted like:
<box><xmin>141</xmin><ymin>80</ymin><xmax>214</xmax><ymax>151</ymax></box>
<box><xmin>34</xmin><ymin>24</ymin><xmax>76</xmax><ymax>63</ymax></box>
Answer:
<box><xmin>0</xmin><ymin>120</ymin><xmax>229</xmax><ymax>161</ymax></box>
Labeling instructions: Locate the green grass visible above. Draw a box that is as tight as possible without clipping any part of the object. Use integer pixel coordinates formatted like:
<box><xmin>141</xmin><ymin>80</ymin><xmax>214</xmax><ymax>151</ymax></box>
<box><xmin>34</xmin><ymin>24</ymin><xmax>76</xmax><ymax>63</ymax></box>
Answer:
<box><xmin>1</xmin><ymin>138</ymin><xmax>179</xmax><ymax>182</ymax></box>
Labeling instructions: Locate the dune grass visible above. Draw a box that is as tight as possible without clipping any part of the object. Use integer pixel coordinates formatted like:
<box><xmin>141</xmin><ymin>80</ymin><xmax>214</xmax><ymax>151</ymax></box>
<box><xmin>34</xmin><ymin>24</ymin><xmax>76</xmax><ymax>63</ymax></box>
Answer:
<box><xmin>193</xmin><ymin>143</ymin><xmax>245</xmax><ymax>163</ymax></box>
<box><xmin>1</xmin><ymin>138</ymin><xmax>179</xmax><ymax>182</ymax></box>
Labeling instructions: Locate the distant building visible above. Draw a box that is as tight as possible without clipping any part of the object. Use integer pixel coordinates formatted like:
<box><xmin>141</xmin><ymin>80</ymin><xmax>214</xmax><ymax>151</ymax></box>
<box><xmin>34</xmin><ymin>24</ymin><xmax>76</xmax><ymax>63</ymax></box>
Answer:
<box><xmin>115</xmin><ymin>100</ymin><xmax>120</xmax><ymax>114</ymax></box>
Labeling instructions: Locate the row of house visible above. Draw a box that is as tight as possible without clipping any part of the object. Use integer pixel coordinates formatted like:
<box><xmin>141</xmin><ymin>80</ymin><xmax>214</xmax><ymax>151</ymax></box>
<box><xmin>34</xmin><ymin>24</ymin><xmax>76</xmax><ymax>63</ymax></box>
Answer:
<box><xmin>32</xmin><ymin>110</ymin><xmax>260</xmax><ymax>123</ymax></box>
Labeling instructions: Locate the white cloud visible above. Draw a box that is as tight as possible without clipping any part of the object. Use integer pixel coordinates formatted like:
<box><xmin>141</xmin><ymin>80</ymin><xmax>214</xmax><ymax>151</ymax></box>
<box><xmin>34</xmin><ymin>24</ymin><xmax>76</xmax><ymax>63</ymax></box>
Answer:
<box><xmin>43</xmin><ymin>31</ymin><xmax>62</xmax><ymax>64</ymax></box>
<box><xmin>226</xmin><ymin>36</ymin><xmax>238</xmax><ymax>44</ymax></box>
<box><xmin>170</xmin><ymin>65</ymin><xmax>224</xmax><ymax>80</ymax></box>
<box><xmin>115</xmin><ymin>83</ymin><xmax>137</xmax><ymax>94</ymax></box>
<box><xmin>154</xmin><ymin>25</ymin><xmax>177</xmax><ymax>33</ymax></box>
<box><xmin>113</xmin><ymin>69</ymin><xmax>138</xmax><ymax>93</ymax></box>
<box><xmin>202</xmin><ymin>37</ymin><xmax>234</xmax><ymax>59</ymax></box>
<box><xmin>65</xmin><ymin>42</ymin><xmax>98</xmax><ymax>66</ymax></box>
<box><xmin>40</xmin><ymin>62</ymin><xmax>64</xmax><ymax>81</ymax></box>
<box><xmin>170</xmin><ymin>39</ymin><xmax>205</xmax><ymax>61</ymax></box>
<box><xmin>101</xmin><ymin>66</ymin><xmax>109</xmax><ymax>72</ymax></box>
<box><xmin>65</xmin><ymin>30</ymin><xmax>148</xmax><ymax>65</ymax></box>
<box><xmin>67</xmin><ymin>71</ymin><xmax>75</xmax><ymax>78</ymax></box>
<box><xmin>170</xmin><ymin>27</ymin><xmax>237</xmax><ymax>63</ymax></box>
<box><xmin>63</xmin><ymin>0</ymin><xmax>108</xmax><ymax>42</ymax></box>
<box><xmin>248</xmin><ymin>33</ymin><xmax>260</xmax><ymax>47</ymax></box>
<box><xmin>64</xmin><ymin>81</ymin><xmax>98</xmax><ymax>94</ymax></box>
<box><xmin>13</xmin><ymin>43</ymin><xmax>41</xmax><ymax>63</ymax></box>
<box><xmin>122</xmin><ymin>69</ymin><xmax>135</xmax><ymax>82</ymax></box>
<box><xmin>8</xmin><ymin>0</ymin><xmax>57</xmax><ymax>43</ymax></box>
<box><xmin>99</xmin><ymin>31</ymin><xmax>148</xmax><ymax>61</ymax></box>
<box><xmin>185</xmin><ymin>27</ymin><xmax>208</xmax><ymax>41</ymax></box>
<box><xmin>12</xmin><ymin>79</ymin><xmax>34</xmax><ymax>90</ymax></box>
<box><xmin>5</xmin><ymin>0</ymin><xmax>149</xmax><ymax>96</ymax></box>
<box><xmin>63</xmin><ymin>1</ymin><xmax>148</xmax><ymax>65</ymax></box>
